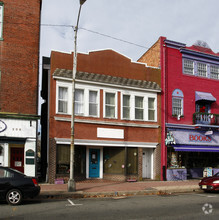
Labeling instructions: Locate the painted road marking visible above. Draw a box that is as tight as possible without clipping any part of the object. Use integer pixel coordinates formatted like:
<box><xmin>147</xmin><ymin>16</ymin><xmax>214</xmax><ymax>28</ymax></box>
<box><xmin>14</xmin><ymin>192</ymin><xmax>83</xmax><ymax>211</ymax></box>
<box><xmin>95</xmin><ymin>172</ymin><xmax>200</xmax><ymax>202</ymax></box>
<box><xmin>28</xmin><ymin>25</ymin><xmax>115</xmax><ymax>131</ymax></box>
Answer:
<box><xmin>196</xmin><ymin>194</ymin><xmax>218</xmax><ymax>198</ymax></box>
<box><xmin>66</xmin><ymin>199</ymin><xmax>83</xmax><ymax>206</ymax></box>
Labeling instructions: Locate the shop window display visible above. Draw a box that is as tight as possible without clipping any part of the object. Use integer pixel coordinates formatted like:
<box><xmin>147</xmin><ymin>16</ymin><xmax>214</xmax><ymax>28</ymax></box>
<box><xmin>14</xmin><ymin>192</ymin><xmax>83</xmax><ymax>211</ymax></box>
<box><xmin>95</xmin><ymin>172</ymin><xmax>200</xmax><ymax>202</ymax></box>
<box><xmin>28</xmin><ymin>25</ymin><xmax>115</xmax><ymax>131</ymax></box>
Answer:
<box><xmin>104</xmin><ymin>147</ymin><xmax>125</xmax><ymax>174</ymax></box>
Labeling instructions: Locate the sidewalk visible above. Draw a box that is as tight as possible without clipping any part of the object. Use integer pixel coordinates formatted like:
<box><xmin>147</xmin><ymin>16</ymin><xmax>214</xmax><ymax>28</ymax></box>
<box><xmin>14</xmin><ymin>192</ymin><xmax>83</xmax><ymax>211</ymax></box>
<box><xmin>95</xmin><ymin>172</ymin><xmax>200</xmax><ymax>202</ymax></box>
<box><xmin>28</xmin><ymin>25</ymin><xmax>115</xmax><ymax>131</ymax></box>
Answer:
<box><xmin>38</xmin><ymin>179</ymin><xmax>202</xmax><ymax>199</ymax></box>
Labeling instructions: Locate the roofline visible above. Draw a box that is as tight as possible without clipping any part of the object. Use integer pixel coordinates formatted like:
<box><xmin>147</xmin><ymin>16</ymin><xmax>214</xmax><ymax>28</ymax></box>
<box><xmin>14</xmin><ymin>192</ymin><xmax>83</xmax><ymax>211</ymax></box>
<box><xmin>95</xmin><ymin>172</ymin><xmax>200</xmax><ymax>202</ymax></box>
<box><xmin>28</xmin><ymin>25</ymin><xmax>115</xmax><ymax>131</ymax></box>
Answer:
<box><xmin>53</xmin><ymin>75</ymin><xmax>161</xmax><ymax>93</ymax></box>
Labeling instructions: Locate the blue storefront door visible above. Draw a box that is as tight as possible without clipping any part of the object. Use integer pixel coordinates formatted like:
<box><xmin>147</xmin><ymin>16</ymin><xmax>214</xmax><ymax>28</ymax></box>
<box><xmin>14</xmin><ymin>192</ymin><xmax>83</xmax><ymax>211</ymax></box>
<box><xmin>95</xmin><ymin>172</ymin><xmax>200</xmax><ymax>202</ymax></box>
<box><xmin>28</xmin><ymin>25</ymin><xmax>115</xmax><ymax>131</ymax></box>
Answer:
<box><xmin>89</xmin><ymin>149</ymin><xmax>100</xmax><ymax>178</ymax></box>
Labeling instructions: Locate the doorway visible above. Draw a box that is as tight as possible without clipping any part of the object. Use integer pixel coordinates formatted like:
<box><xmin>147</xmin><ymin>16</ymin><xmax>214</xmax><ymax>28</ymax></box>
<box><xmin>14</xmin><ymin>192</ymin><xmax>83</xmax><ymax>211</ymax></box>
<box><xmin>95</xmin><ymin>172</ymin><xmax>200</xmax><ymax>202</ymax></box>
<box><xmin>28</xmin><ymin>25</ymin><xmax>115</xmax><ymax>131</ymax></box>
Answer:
<box><xmin>10</xmin><ymin>147</ymin><xmax>24</xmax><ymax>173</ymax></box>
<box><xmin>89</xmin><ymin>149</ymin><xmax>100</xmax><ymax>178</ymax></box>
<box><xmin>142</xmin><ymin>149</ymin><xmax>153</xmax><ymax>179</ymax></box>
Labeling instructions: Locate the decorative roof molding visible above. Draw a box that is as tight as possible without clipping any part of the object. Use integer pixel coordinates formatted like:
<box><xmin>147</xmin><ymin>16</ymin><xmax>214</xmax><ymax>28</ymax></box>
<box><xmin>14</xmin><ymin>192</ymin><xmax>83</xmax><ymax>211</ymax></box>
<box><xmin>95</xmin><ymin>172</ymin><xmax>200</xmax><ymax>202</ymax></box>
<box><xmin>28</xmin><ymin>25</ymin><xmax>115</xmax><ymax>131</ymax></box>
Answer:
<box><xmin>180</xmin><ymin>48</ymin><xmax>219</xmax><ymax>62</ymax></box>
<box><xmin>164</xmin><ymin>39</ymin><xmax>186</xmax><ymax>49</ymax></box>
<box><xmin>53</xmin><ymin>69</ymin><xmax>161</xmax><ymax>92</ymax></box>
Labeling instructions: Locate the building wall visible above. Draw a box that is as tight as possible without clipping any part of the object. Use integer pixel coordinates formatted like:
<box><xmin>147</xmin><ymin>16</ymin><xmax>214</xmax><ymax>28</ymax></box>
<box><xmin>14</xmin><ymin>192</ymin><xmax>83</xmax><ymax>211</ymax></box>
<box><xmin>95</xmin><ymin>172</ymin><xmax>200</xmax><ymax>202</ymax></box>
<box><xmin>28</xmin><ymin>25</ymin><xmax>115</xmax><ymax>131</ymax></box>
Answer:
<box><xmin>0</xmin><ymin>0</ymin><xmax>41</xmax><ymax>114</ymax></box>
<box><xmin>140</xmin><ymin>37</ymin><xmax>219</xmax><ymax>180</ymax></box>
<box><xmin>138</xmin><ymin>38</ymin><xmax>162</xmax><ymax>68</ymax></box>
<box><xmin>163</xmin><ymin>44</ymin><xmax>219</xmax><ymax>125</ymax></box>
<box><xmin>47</xmin><ymin>50</ymin><xmax>162</xmax><ymax>182</ymax></box>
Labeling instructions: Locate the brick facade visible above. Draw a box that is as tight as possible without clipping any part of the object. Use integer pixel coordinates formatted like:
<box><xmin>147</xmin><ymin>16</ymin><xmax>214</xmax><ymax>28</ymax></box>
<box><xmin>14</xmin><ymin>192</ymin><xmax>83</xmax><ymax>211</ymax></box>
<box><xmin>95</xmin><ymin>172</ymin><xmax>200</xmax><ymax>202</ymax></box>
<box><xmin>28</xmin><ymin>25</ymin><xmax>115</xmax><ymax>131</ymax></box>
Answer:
<box><xmin>0</xmin><ymin>0</ymin><xmax>41</xmax><ymax>114</ymax></box>
<box><xmin>44</xmin><ymin>50</ymin><xmax>162</xmax><ymax>183</ymax></box>
<box><xmin>0</xmin><ymin>0</ymin><xmax>41</xmax><ymax>177</ymax></box>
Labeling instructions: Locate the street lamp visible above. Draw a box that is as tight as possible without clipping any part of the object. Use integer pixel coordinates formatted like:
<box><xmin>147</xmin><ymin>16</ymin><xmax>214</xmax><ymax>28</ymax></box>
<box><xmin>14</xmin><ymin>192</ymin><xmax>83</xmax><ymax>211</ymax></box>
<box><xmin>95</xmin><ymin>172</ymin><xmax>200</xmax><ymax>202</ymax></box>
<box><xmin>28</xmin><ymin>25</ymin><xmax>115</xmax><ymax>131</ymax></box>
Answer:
<box><xmin>68</xmin><ymin>0</ymin><xmax>87</xmax><ymax>192</ymax></box>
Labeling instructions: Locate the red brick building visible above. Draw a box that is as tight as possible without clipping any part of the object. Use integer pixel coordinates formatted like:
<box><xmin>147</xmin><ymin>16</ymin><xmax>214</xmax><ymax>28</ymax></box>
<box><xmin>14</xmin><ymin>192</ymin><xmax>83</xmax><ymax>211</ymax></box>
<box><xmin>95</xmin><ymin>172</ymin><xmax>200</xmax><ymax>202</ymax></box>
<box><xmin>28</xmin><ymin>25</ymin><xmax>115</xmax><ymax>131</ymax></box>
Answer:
<box><xmin>0</xmin><ymin>0</ymin><xmax>41</xmax><ymax>176</ymax></box>
<box><xmin>42</xmin><ymin>50</ymin><xmax>162</xmax><ymax>183</ymax></box>
<box><xmin>139</xmin><ymin>37</ymin><xmax>219</xmax><ymax>181</ymax></box>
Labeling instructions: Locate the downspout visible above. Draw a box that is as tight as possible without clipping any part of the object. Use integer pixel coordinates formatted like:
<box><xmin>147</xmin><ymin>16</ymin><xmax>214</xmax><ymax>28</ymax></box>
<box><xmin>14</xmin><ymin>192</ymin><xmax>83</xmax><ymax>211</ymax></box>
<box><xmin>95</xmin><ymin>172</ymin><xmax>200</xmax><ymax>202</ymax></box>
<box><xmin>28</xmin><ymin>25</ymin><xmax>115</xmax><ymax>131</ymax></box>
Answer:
<box><xmin>161</xmin><ymin>38</ymin><xmax>167</xmax><ymax>180</ymax></box>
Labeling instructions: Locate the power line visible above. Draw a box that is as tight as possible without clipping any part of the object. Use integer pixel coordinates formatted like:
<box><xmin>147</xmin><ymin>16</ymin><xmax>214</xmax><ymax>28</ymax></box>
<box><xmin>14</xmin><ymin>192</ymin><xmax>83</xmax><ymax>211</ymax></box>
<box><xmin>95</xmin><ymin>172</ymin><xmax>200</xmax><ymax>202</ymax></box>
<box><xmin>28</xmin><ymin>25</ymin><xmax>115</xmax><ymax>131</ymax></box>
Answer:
<box><xmin>79</xmin><ymin>27</ymin><xmax>149</xmax><ymax>49</ymax></box>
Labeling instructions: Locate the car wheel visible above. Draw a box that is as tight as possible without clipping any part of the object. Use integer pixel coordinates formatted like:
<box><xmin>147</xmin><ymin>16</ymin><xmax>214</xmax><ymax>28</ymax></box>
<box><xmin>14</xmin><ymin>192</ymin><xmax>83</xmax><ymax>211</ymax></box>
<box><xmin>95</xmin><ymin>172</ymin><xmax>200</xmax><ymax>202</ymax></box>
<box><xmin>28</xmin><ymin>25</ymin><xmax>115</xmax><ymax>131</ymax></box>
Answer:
<box><xmin>6</xmin><ymin>189</ymin><xmax>22</xmax><ymax>205</ymax></box>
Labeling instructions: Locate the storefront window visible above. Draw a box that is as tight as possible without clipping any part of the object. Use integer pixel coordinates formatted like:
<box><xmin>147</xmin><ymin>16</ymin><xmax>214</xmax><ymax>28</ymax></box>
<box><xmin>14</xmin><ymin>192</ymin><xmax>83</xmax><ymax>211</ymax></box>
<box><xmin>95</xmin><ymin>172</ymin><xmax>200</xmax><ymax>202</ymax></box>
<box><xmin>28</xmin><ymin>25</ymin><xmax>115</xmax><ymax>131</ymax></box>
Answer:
<box><xmin>56</xmin><ymin>145</ymin><xmax>86</xmax><ymax>175</ymax></box>
<box><xmin>168</xmin><ymin>147</ymin><xmax>219</xmax><ymax>170</ymax></box>
<box><xmin>103</xmin><ymin>148</ymin><xmax>125</xmax><ymax>174</ymax></box>
<box><xmin>127</xmin><ymin>148</ymin><xmax>138</xmax><ymax>174</ymax></box>
<box><xmin>57</xmin><ymin>145</ymin><xmax>70</xmax><ymax>174</ymax></box>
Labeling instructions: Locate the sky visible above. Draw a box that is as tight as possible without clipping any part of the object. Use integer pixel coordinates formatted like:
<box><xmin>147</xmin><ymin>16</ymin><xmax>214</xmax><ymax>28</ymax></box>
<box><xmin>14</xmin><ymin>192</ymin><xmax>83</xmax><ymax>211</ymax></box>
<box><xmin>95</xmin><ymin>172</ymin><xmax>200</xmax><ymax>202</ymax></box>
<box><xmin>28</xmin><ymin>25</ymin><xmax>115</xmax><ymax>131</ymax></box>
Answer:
<box><xmin>40</xmin><ymin>0</ymin><xmax>219</xmax><ymax>63</ymax></box>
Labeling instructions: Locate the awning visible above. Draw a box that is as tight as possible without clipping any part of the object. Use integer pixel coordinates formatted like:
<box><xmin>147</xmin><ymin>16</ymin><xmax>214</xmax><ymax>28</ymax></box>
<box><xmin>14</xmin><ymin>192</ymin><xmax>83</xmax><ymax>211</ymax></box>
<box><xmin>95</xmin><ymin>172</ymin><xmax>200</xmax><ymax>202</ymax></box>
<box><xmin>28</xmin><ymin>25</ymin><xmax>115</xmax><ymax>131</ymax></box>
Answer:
<box><xmin>195</xmin><ymin>91</ymin><xmax>216</xmax><ymax>102</ymax></box>
<box><xmin>173</xmin><ymin>144</ymin><xmax>219</xmax><ymax>152</ymax></box>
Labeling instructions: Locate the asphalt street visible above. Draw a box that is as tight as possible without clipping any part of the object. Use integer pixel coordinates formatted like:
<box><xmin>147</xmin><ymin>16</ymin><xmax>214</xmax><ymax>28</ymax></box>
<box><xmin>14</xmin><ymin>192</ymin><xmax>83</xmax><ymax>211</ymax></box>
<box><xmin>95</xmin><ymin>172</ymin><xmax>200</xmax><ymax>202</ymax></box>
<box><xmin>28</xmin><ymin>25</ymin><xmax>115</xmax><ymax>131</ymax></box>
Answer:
<box><xmin>0</xmin><ymin>193</ymin><xmax>219</xmax><ymax>219</ymax></box>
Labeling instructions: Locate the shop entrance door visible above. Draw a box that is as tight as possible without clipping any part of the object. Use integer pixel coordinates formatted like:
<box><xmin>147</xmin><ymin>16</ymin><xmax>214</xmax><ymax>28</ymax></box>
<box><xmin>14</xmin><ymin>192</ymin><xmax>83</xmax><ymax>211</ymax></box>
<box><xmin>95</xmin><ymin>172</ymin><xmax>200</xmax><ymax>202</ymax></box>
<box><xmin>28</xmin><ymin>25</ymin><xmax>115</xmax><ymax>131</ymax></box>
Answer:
<box><xmin>10</xmin><ymin>147</ymin><xmax>24</xmax><ymax>173</ymax></box>
<box><xmin>89</xmin><ymin>149</ymin><xmax>100</xmax><ymax>178</ymax></box>
<box><xmin>142</xmin><ymin>149</ymin><xmax>152</xmax><ymax>179</ymax></box>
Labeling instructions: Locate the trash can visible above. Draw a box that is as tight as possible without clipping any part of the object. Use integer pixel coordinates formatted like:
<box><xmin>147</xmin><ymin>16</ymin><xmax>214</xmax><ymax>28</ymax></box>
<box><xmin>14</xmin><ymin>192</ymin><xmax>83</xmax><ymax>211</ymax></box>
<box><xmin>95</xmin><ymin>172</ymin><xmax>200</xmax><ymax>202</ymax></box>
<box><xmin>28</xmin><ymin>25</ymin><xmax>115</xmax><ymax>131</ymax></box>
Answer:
<box><xmin>203</xmin><ymin>167</ymin><xmax>212</xmax><ymax>177</ymax></box>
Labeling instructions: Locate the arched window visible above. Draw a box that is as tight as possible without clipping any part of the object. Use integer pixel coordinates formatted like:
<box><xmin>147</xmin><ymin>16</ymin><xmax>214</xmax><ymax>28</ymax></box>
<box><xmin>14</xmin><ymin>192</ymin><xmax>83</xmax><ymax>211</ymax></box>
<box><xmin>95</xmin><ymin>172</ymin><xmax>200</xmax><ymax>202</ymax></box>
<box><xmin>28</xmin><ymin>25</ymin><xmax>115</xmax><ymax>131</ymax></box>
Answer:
<box><xmin>172</xmin><ymin>89</ymin><xmax>184</xmax><ymax>116</ymax></box>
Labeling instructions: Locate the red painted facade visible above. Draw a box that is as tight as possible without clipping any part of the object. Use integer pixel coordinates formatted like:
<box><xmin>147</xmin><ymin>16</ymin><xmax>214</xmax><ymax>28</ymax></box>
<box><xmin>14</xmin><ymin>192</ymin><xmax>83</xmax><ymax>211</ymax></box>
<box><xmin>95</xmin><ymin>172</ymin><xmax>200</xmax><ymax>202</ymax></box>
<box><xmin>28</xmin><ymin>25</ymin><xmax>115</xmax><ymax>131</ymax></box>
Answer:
<box><xmin>139</xmin><ymin>37</ymin><xmax>219</xmax><ymax>180</ymax></box>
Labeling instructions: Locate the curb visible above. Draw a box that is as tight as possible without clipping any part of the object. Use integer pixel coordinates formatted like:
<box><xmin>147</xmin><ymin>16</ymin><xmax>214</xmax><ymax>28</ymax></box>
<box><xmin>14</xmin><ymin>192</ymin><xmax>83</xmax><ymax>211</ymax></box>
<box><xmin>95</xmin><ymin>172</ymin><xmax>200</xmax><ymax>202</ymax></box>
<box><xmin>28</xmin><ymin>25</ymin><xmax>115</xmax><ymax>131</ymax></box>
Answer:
<box><xmin>37</xmin><ymin>187</ymin><xmax>202</xmax><ymax>200</ymax></box>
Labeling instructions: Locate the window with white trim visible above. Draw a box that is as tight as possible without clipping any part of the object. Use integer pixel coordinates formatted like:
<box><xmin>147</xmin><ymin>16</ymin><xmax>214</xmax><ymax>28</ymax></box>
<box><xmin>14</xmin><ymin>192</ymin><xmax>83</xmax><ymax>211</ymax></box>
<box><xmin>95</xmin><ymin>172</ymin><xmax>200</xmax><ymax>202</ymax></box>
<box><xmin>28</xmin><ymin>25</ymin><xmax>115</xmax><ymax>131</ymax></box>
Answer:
<box><xmin>75</xmin><ymin>89</ymin><xmax>84</xmax><ymax>115</ymax></box>
<box><xmin>197</xmin><ymin>62</ymin><xmax>207</xmax><ymax>77</ymax></box>
<box><xmin>121</xmin><ymin>92</ymin><xmax>157</xmax><ymax>122</ymax></box>
<box><xmin>122</xmin><ymin>94</ymin><xmax>130</xmax><ymax>120</ymax></box>
<box><xmin>89</xmin><ymin>90</ymin><xmax>98</xmax><ymax>116</ymax></box>
<box><xmin>183</xmin><ymin>59</ymin><xmax>194</xmax><ymax>75</ymax></box>
<box><xmin>172</xmin><ymin>89</ymin><xmax>184</xmax><ymax>116</ymax></box>
<box><xmin>105</xmin><ymin>92</ymin><xmax>116</xmax><ymax>118</ymax></box>
<box><xmin>58</xmin><ymin>87</ymin><xmax>68</xmax><ymax>114</ymax></box>
<box><xmin>148</xmin><ymin>98</ymin><xmax>155</xmax><ymax>121</ymax></box>
<box><xmin>0</xmin><ymin>3</ymin><xmax>4</xmax><ymax>40</ymax></box>
<box><xmin>135</xmin><ymin>96</ymin><xmax>144</xmax><ymax>120</ymax></box>
<box><xmin>210</xmin><ymin>65</ymin><xmax>219</xmax><ymax>79</ymax></box>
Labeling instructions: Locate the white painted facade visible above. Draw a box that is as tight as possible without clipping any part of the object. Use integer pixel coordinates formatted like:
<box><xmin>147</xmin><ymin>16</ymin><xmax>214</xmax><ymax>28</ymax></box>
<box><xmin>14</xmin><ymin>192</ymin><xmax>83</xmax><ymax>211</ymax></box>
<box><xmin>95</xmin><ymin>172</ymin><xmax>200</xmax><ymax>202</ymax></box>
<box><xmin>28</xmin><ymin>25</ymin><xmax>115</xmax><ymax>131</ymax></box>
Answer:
<box><xmin>0</xmin><ymin>118</ymin><xmax>37</xmax><ymax>177</ymax></box>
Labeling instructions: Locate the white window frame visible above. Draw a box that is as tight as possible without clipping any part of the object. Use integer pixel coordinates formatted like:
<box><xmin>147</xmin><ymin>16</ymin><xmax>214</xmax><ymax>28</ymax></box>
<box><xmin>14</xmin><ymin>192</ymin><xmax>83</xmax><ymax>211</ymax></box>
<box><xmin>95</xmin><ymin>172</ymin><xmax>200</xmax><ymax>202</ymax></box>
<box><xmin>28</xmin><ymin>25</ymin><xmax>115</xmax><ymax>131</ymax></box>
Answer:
<box><xmin>56</xmin><ymin>82</ymin><xmax>100</xmax><ymax>117</ymax></box>
<box><xmin>121</xmin><ymin>92</ymin><xmax>157</xmax><ymax>122</ymax></box>
<box><xmin>76</xmin><ymin>84</ymin><xmax>100</xmax><ymax>117</ymax></box>
<box><xmin>148</xmin><ymin>97</ymin><xmax>156</xmax><ymax>121</ymax></box>
<box><xmin>135</xmin><ymin>95</ymin><xmax>144</xmax><ymax>120</ymax></box>
<box><xmin>183</xmin><ymin>59</ymin><xmax>194</xmax><ymax>75</ymax></box>
<box><xmin>121</xmin><ymin>94</ymin><xmax>131</xmax><ymax>120</ymax></box>
<box><xmin>103</xmin><ymin>90</ymin><xmax>117</xmax><ymax>119</ymax></box>
<box><xmin>197</xmin><ymin>62</ymin><xmax>207</xmax><ymax>77</ymax></box>
<box><xmin>210</xmin><ymin>65</ymin><xmax>219</xmax><ymax>80</ymax></box>
<box><xmin>56</xmin><ymin>82</ymin><xmax>71</xmax><ymax>115</ymax></box>
<box><xmin>0</xmin><ymin>2</ymin><xmax>4</xmax><ymax>40</ymax></box>
<box><xmin>75</xmin><ymin>89</ymin><xmax>85</xmax><ymax>116</ymax></box>
<box><xmin>88</xmin><ymin>90</ymin><xmax>99</xmax><ymax>117</ymax></box>
<box><xmin>172</xmin><ymin>97</ymin><xmax>183</xmax><ymax>116</ymax></box>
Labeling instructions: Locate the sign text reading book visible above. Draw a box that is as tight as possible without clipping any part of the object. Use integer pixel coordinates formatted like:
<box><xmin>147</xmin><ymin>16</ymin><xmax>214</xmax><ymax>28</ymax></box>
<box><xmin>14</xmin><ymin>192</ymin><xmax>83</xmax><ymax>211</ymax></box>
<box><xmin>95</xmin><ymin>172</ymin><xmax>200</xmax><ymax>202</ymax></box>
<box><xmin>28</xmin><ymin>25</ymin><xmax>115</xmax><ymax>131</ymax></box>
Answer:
<box><xmin>189</xmin><ymin>134</ymin><xmax>211</xmax><ymax>143</ymax></box>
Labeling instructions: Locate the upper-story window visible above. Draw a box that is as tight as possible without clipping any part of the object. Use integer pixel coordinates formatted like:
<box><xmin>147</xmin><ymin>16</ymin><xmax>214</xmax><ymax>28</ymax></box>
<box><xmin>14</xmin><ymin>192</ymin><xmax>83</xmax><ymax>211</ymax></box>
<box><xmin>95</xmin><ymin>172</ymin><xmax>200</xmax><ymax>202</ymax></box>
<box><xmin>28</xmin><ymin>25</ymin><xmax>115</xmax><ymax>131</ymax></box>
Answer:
<box><xmin>122</xmin><ymin>94</ymin><xmax>130</xmax><ymax>120</ymax></box>
<box><xmin>56</xmin><ymin>82</ymin><xmax>100</xmax><ymax>117</ymax></box>
<box><xmin>89</xmin><ymin>90</ymin><xmax>98</xmax><ymax>116</ymax></box>
<box><xmin>183</xmin><ymin>58</ymin><xmax>219</xmax><ymax>80</ymax></box>
<box><xmin>75</xmin><ymin>89</ymin><xmax>84</xmax><ymax>115</ymax></box>
<box><xmin>58</xmin><ymin>87</ymin><xmax>68</xmax><ymax>114</ymax></box>
<box><xmin>197</xmin><ymin>62</ymin><xmax>207</xmax><ymax>77</ymax></box>
<box><xmin>183</xmin><ymin>59</ymin><xmax>194</xmax><ymax>75</ymax></box>
<box><xmin>0</xmin><ymin>2</ymin><xmax>4</xmax><ymax>40</ymax></box>
<box><xmin>121</xmin><ymin>92</ymin><xmax>157</xmax><ymax>122</ymax></box>
<box><xmin>172</xmin><ymin>89</ymin><xmax>184</xmax><ymax>116</ymax></box>
<box><xmin>210</xmin><ymin>65</ymin><xmax>219</xmax><ymax>80</ymax></box>
<box><xmin>135</xmin><ymin>96</ymin><xmax>144</xmax><ymax>120</ymax></box>
<box><xmin>105</xmin><ymin>92</ymin><xmax>116</xmax><ymax>118</ymax></box>
<box><xmin>148</xmin><ymin>98</ymin><xmax>155</xmax><ymax>121</ymax></box>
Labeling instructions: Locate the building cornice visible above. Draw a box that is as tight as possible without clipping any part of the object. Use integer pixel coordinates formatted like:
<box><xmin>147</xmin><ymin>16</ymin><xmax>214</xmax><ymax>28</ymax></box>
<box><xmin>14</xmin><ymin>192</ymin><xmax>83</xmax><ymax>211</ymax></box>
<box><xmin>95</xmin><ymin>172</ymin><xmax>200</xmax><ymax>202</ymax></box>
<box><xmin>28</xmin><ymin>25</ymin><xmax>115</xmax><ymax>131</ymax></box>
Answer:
<box><xmin>180</xmin><ymin>48</ymin><xmax>219</xmax><ymax>62</ymax></box>
<box><xmin>53</xmin><ymin>69</ymin><xmax>161</xmax><ymax>93</ymax></box>
<box><xmin>166</xmin><ymin>123</ymin><xmax>219</xmax><ymax>130</ymax></box>
<box><xmin>54</xmin><ymin>116</ymin><xmax>160</xmax><ymax>128</ymax></box>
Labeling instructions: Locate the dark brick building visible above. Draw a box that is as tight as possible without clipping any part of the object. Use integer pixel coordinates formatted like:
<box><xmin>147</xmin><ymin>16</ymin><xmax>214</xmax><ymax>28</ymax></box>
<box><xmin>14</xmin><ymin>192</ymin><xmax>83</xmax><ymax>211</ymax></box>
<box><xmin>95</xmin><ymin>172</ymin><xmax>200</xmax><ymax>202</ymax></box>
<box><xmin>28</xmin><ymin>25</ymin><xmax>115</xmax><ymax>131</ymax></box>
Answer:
<box><xmin>0</xmin><ymin>0</ymin><xmax>41</xmax><ymax>176</ymax></box>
